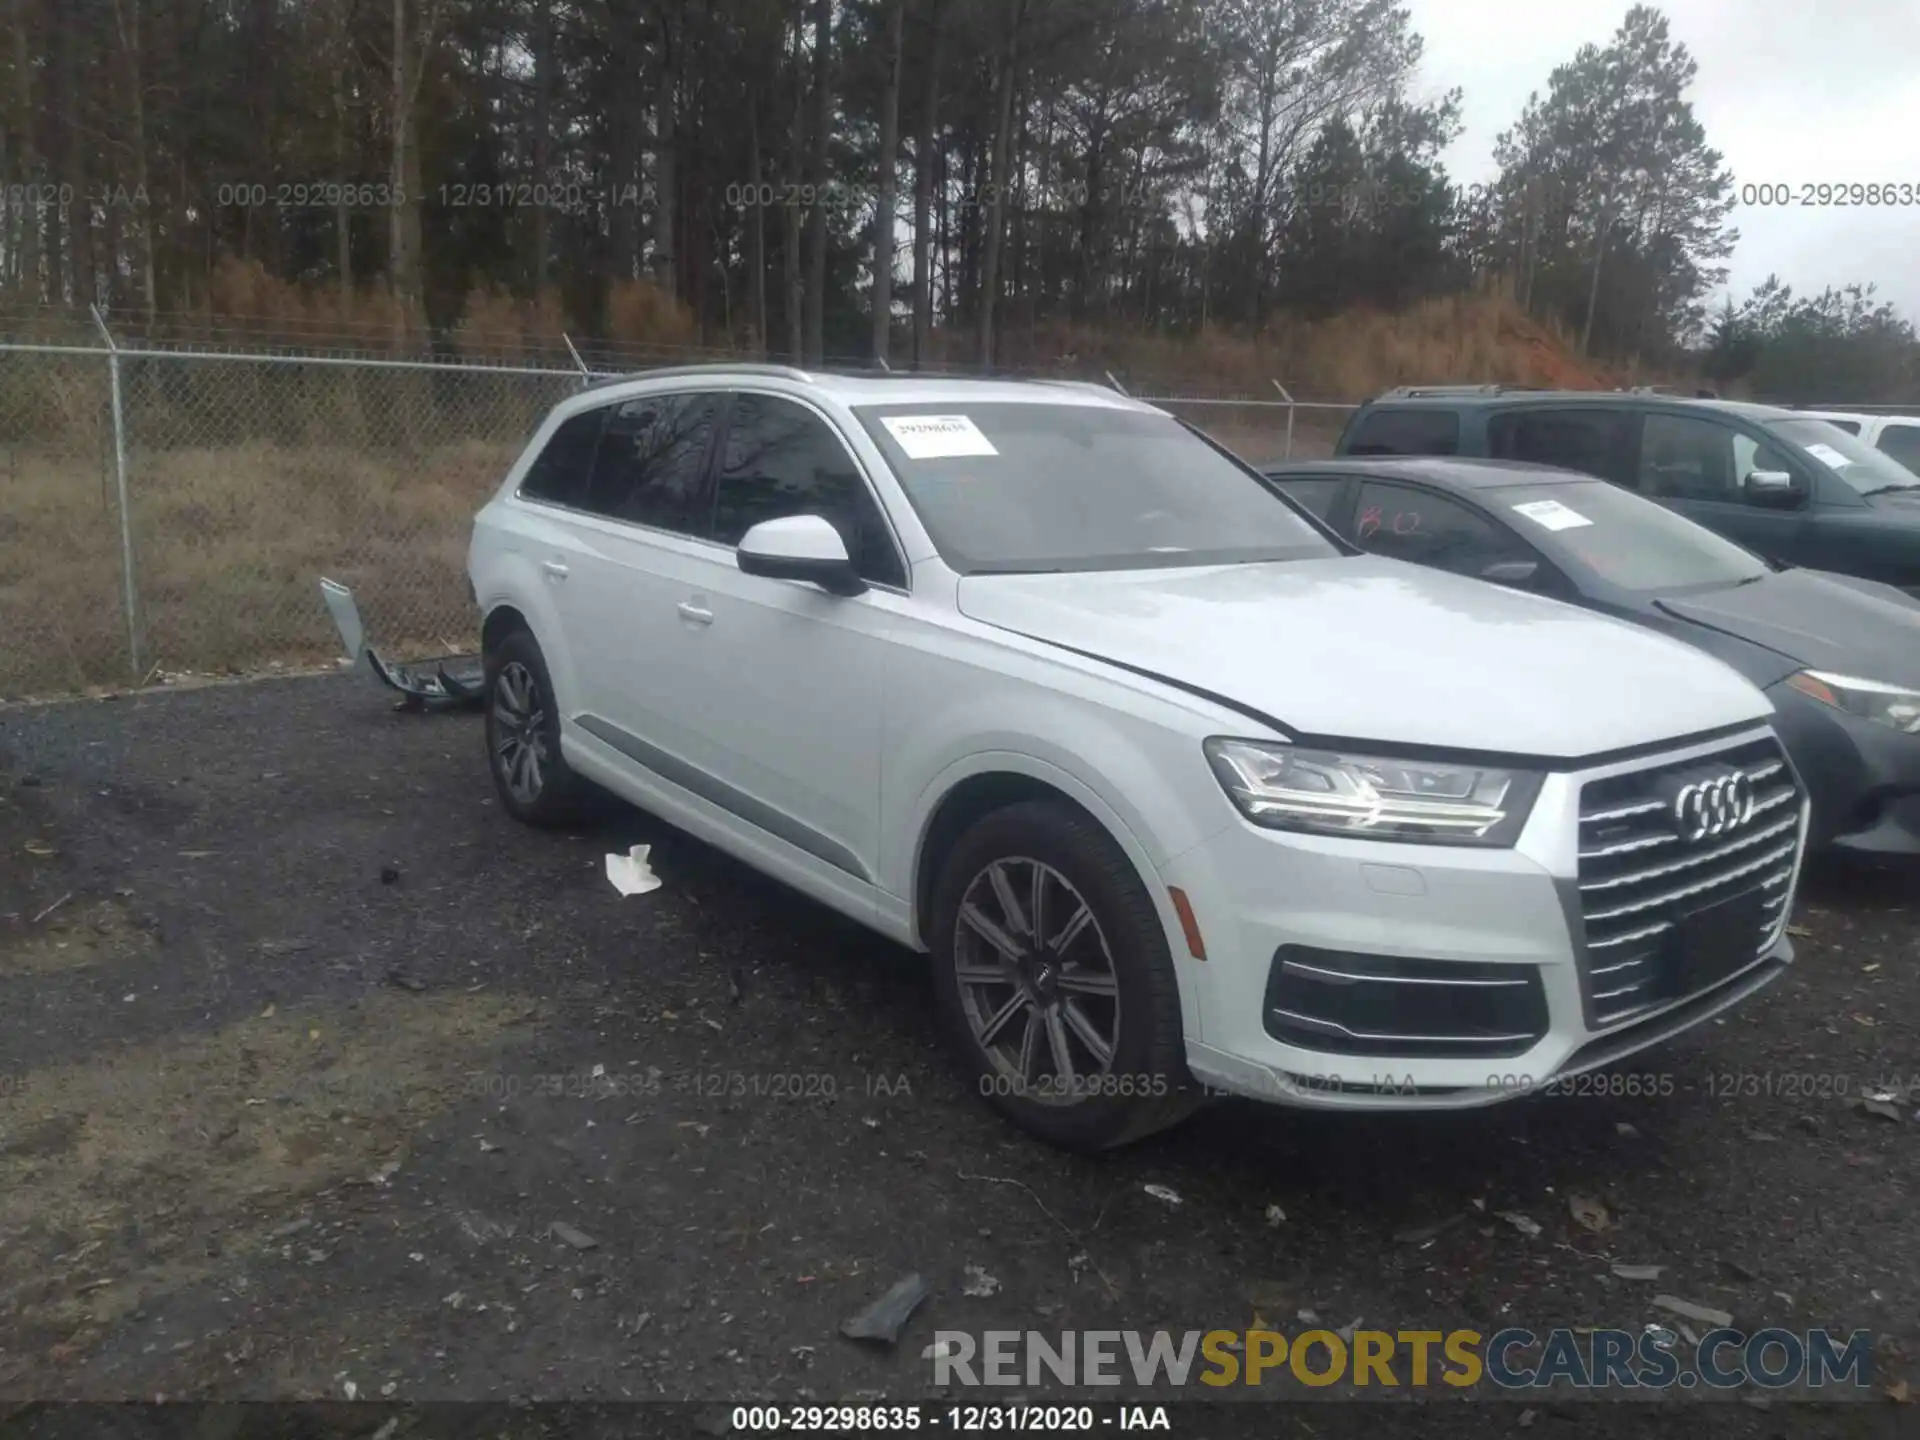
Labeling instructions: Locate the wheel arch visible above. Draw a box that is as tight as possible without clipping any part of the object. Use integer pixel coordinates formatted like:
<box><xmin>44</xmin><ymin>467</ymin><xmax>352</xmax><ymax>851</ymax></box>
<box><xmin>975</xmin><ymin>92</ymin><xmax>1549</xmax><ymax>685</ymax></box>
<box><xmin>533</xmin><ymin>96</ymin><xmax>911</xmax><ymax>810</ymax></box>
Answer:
<box><xmin>909</xmin><ymin>754</ymin><xmax>1200</xmax><ymax>993</ymax></box>
<box><xmin>481</xmin><ymin>603</ymin><xmax>530</xmax><ymax>657</ymax></box>
<box><xmin>908</xmin><ymin>756</ymin><xmax>1207</xmax><ymax>1049</ymax></box>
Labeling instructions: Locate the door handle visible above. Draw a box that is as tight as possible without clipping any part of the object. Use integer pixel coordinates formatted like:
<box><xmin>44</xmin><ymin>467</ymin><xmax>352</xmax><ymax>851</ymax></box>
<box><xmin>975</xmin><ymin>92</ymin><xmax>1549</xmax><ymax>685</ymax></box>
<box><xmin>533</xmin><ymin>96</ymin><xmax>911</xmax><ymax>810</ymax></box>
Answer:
<box><xmin>541</xmin><ymin>560</ymin><xmax>570</xmax><ymax>581</ymax></box>
<box><xmin>676</xmin><ymin>600</ymin><xmax>714</xmax><ymax>626</ymax></box>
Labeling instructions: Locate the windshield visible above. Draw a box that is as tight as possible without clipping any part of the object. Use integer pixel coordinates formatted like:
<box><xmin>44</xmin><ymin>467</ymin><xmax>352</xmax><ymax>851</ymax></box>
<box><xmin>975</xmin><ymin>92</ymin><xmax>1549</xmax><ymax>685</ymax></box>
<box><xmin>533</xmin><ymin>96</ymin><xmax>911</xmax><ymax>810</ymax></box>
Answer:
<box><xmin>1765</xmin><ymin>418</ymin><xmax>1920</xmax><ymax>493</ymax></box>
<box><xmin>854</xmin><ymin>403</ymin><xmax>1337</xmax><ymax>574</ymax></box>
<box><xmin>1495</xmin><ymin>479</ymin><xmax>1769</xmax><ymax>593</ymax></box>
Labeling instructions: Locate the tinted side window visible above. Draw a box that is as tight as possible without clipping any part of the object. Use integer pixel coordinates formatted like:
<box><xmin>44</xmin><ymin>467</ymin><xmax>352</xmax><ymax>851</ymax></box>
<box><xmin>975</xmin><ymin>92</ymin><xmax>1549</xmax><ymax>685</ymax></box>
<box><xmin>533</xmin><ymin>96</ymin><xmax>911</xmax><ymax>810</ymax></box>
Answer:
<box><xmin>1354</xmin><ymin>481</ymin><xmax>1526</xmax><ymax>576</ymax></box>
<box><xmin>1876</xmin><ymin>423</ymin><xmax>1920</xmax><ymax>471</ymax></box>
<box><xmin>1488</xmin><ymin>409</ymin><xmax>1631</xmax><ymax>483</ymax></box>
<box><xmin>520</xmin><ymin>409</ymin><xmax>606</xmax><ymax>506</ymax></box>
<box><xmin>1278</xmin><ymin>477</ymin><xmax>1345</xmax><ymax>521</ymax></box>
<box><xmin>1638</xmin><ymin>413</ymin><xmax>1795</xmax><ymax>502</ymax></box>
<box><xmin>582</xmin><ymin>393</ymin><xmax>721</xmax><ymax>534</ymax></box>
<box><xmin>713</xmin><ymin>394</ymin><xmax>906</xmax><ymax>587</ymax></box>
<box><xmin>1346</xmin><ymin>409</ymin><xmax>1459</xmax><ymax>456</ymax></box>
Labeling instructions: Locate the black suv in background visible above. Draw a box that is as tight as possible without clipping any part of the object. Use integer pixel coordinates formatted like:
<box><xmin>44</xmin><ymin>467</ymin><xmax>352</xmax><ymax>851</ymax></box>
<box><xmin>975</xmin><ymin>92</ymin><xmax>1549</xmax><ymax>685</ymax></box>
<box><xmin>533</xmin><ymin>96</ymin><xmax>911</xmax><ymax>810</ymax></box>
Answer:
<box><xmin>1332</xmin><ymin>387</ymin><xmax>1920</xmax><ymax>592</ymax></box>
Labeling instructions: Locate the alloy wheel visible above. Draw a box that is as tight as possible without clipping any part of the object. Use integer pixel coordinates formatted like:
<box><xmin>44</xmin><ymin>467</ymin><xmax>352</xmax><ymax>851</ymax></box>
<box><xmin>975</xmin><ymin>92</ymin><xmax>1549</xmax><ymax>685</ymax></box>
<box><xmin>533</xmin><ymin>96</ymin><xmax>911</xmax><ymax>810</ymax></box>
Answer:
<box><xmin>492</xmin><ymin>660</ymin><xmax>549</xmax><ymax>804</ymax></box>
<box><xmin>953</xmin><ymin>857</ymin><xmax>1122</xmax><ymax>1105</ymax></box>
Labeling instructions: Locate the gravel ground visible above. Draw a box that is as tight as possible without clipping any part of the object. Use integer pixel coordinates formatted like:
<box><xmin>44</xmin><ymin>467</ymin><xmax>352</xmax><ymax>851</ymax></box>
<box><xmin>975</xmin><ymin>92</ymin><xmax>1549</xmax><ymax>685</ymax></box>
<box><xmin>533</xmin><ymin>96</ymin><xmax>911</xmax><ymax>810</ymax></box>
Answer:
<box><xmin>0</xmin><ymin>675</ymin><xmax>1914</xmax><ymax>1437</ymax></box>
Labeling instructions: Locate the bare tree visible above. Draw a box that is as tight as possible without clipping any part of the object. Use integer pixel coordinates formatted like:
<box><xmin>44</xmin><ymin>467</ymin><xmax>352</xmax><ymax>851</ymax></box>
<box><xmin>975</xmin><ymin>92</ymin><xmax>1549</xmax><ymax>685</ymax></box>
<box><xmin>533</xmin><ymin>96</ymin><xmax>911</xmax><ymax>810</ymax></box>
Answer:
<box><xmin>8</xmin><ymin>0</ymin><xmax>42</xmax><ymax>298</ymax></box>
<box><xmin>781</xmin><ymin>3</ymin><xmax>805</xmax><ymax>358</ymax></box>
<box><xmin>977</xmin><ymin>0</ymin><xmax>1026</xmax><ymax>367</ymax></box>
<box><xmin>868</xmin><ymin>0</ymin><xmax>907</xmax><ymax>364</ymax></box>
<box><xmin>107</xmin><ymin>0</ymin><xmax>157</xmax><ymax>320</ymax></box>
<box><xmin>527</xmin><ymin>0</ymin><xmax>557</xmax><ymax>297</ymax></box>
<box><xmin>909</xmin><ymin>0</ymin><xmax>945</xmax><ymax>367</ymax></box>
<box><xmin>800</xmin><ymin>0</ymin><xmax>832</xmax><ymax>364</ymax></box>
<box><xmin>390</xmin><ymin>0</ymin><xmax>448</xmax><ymax>339</ymax></box>
<box><xmin>652</xmin><ymin>1</ymin><xmax>679</xmax><ymax>297</ymax></box>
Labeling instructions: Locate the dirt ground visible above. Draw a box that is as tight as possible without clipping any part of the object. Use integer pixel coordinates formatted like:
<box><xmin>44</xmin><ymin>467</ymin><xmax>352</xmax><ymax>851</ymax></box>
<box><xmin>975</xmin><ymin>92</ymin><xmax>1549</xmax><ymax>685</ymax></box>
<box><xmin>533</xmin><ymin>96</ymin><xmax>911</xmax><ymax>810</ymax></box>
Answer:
<box><xmin>1</xmin><ymin>675</ymin><xmax>1915</xmax><ymax>1437</ymax></box>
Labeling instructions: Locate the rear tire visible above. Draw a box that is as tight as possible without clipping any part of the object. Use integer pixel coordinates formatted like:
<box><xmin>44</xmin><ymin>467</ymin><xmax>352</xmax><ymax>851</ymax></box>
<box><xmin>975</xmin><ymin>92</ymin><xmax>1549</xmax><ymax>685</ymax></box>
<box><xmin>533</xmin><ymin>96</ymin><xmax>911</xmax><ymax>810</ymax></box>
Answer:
<box><xmin>929</xmin><ymin>800</ymin><xmax>1199</xmax><ymax>1150</ymax></box>
<box><xmin>484</xmin><ymin>626</ymin><xmax>591</xmax><ymax>827</ymax></box>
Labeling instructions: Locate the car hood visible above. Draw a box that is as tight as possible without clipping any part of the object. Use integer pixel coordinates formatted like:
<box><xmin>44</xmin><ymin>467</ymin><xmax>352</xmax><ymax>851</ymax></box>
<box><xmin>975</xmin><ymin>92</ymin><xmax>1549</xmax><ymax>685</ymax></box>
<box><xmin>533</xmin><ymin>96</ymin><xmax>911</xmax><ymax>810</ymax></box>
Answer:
<box><xmin>955</xmin><ymin>556</ymin><xmax>1771</xmax><ymax>759</ymax></box>
<box><xmin>1656</xmin><ymin>568</ymin><xmax>1920</xmax><ymax>688</ymax></box>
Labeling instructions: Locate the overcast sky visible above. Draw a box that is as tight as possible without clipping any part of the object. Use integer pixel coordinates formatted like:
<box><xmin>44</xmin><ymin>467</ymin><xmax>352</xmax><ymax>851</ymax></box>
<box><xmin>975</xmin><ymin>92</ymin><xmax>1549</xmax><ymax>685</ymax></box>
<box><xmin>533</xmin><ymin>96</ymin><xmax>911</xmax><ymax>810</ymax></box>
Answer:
<box><xmin>1402</xmin><ymin>0</ymin><xmax>1920</xmax><ymax>320</ymax></box>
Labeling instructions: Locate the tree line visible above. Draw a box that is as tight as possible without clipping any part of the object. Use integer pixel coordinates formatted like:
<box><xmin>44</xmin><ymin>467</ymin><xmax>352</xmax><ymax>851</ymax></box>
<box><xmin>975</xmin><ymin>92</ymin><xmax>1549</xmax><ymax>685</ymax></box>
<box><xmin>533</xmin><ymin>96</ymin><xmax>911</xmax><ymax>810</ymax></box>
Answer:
<box><xmin>1</xmin><ymin>0</ymin><xmax>1912</xmax><ymax>396</ymax></box>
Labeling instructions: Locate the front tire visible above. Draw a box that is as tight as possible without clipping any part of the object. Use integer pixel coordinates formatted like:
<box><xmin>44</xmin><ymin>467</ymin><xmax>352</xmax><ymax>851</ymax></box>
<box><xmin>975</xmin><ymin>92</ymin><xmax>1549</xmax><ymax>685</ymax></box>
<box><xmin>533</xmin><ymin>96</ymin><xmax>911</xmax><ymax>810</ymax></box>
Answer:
<box><xmin>484</xmin><ymin>626</ymin><xmax>590</xmax><ymax>827</ymax></box>
<box><xmin>929</xmin><ymin>800</ymin><xmax>1197</xmax><ymax>1150</ymax></box>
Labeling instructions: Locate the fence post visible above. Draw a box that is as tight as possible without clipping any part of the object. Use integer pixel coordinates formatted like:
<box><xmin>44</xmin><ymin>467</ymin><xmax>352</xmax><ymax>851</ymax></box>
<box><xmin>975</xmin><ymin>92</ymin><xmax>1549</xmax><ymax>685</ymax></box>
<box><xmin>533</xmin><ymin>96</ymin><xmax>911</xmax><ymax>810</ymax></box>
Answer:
<box><xmin>1272</xmin><ymin>379</ymin><xmax>1296</xmax><ymax>459</ymax></box>
<box><xmin>563</xmin><ymin>332</ymin><xmax>592</xmax><ymax>388</ymax></box>
<box><xmin>91</xmin><ymin>306</ymin><xmax>143</xmax><ymax>681</ymax></box>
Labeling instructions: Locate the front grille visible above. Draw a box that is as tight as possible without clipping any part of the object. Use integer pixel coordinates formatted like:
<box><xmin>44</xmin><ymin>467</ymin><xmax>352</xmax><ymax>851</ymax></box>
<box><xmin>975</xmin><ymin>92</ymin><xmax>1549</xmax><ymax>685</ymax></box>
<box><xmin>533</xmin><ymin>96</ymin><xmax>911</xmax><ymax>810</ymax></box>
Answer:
<box><xmin>1575</xmin><ymin>735</ymin><xmax>1803</xmax><ymax>1027</ymax></box>
<box><xmin>1264</xmin><ymin>945</ymin><xmax>1548</xmax><ymax>1059</ymax></box>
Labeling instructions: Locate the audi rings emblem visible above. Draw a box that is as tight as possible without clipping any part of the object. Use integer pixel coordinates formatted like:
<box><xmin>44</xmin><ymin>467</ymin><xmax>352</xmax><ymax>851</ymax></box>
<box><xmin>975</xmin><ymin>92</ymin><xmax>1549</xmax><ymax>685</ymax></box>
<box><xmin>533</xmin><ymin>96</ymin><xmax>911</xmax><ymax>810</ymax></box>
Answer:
<box><xmin>1672</xmin><ymin>771</ymin><xmax>1754</xmax><ymax>842</ymax></box>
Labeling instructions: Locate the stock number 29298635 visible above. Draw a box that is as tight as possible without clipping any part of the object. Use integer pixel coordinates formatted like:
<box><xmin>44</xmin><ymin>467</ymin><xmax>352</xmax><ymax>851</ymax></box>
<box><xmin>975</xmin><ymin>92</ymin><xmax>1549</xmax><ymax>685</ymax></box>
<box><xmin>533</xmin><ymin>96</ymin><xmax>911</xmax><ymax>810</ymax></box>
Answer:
<box><xmin>1485</xmin><ymin>1072</ymin><xmax>1675</xmax><ymax>1098</ymax></box>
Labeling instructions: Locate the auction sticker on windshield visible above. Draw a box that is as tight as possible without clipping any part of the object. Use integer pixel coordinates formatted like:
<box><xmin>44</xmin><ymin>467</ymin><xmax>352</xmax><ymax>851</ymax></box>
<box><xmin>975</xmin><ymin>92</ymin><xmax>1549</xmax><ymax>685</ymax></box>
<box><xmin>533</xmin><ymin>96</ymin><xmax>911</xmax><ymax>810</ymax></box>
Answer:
<box><xmin>1804</xmin><ymin>442</ymin><xmax>1853</xmax><ymax>468</ymax></box>
<box><xmin>881</xmin><ymin>414</ymin><xmax>999</xmax><ymax>460</ymax></box>
<box><xmin>1511</xmin><ymin>499</ymin><xmax>1594</xmax><ymax>531</ymax></box>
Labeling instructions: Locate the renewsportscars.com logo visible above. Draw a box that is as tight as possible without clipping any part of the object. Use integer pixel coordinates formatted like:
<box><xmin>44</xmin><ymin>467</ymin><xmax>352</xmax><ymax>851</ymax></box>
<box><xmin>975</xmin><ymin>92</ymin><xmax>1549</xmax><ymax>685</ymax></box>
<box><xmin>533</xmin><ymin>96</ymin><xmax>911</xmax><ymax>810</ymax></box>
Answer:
<box><xmin>929</xmin><ymin>1327</ymin><xmax>1875</xmax><ymax>1393</ymax></box>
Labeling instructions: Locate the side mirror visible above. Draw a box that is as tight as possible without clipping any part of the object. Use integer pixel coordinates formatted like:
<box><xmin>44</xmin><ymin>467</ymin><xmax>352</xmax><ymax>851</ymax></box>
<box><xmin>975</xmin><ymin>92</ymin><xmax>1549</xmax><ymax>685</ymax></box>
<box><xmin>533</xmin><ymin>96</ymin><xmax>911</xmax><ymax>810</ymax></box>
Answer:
<box><xmin>1479</xmin><ymin>558</ymin><xmax>1540</xmax><ymax>589</ymax></box>
<box><xmin>1744</xmin><ymin>469</ymin><xmax>1804</xmax><ymax>509</ymax></box>
<box><xmin>736</xmin><ymin>514</ymin><xmax>865</xmax><ymax>596</ymax></box>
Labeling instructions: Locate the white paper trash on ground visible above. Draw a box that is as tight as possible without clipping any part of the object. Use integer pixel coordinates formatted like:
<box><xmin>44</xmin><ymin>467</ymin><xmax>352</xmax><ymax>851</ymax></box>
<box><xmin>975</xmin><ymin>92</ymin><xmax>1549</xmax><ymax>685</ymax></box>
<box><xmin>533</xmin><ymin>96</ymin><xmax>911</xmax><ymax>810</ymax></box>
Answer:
<box><xmin>605</xmin><ymin>844</ymin><xmax>663</xmax><ymax>897</ymax></box>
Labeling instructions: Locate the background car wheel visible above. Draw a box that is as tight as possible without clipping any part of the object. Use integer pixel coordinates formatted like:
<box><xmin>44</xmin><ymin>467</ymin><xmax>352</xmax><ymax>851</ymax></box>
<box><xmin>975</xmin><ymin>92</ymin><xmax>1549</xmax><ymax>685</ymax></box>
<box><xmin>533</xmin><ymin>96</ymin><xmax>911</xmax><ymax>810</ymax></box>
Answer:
<box><xmin>929</xmin><ymin>799</ymin><xmax>1198</xmax><ymax>1150</ymax></box>
<box><xmin>484</xmin><ymin>627</ymin><xmax>591</xmax><ymax>827</ymax></box>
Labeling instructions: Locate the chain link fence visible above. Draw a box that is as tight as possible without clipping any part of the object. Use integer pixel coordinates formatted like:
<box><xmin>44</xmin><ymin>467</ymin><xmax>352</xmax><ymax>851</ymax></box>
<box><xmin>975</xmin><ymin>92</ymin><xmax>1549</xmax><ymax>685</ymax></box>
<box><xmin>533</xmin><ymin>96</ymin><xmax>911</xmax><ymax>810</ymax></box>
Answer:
<box><xmin>0</xmin><ymin>333</ymin><xmax>1355</xmax><ymax>701</ymax></box>
<box><xmin>2</xmin><ymin>339</ymin><xmax>584</xmax><ymax>698</ymax></box>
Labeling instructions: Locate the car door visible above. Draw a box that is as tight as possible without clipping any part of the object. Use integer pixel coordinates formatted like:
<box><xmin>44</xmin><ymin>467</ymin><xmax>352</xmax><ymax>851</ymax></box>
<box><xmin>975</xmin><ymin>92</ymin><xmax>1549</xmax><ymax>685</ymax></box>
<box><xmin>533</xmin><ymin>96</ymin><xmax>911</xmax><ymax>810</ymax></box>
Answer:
<box><xmin>1348</xmin><ymin>478</ymin><xmax>1546</xmax><ymax>585</ymax></box>
<box><xmin>639</xmin><ymin>389</ymin><xmax>903</xmax><ymax>891</ymax></box>
<box><xmin>1629</xmin><ymin>411</ymin><xmax>1815</xmax><ymax>567</ymax></box>
<box><xmin>502</xmin><ymin>405</ymin><xmax>612</xmax><ymax>712</ymax></box>
<box><xmin>558</xmin><ymin>389</ymin><xmax>728</xmax><ymax>767</ymax></box>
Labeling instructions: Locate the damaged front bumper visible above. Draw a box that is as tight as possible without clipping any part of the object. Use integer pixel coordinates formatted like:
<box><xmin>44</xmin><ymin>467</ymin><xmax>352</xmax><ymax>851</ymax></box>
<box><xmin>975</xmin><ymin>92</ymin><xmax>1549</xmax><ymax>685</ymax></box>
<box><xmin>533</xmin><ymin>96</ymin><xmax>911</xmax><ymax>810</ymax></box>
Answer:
<box><xmin>319</xmin><ymin>578</ymin><xmax>484</xmax><ymax>712</ymax></box>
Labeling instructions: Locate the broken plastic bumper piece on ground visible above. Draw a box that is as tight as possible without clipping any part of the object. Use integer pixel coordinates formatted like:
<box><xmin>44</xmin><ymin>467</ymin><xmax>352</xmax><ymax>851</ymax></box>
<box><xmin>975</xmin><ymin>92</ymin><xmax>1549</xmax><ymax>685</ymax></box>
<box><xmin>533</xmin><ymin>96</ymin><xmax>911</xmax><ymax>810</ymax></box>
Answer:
<box><xmin>319</xmin><ymin>578</ymin><xmax>484</xmax><ymax>712</ymax></box>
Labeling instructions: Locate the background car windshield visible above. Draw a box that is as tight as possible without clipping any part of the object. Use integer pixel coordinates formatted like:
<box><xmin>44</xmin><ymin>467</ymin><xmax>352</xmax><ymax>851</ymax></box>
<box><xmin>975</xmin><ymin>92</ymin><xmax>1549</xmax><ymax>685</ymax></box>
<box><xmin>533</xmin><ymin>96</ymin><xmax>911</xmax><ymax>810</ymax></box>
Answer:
<box><xmin>1497</xmin><ymin>480</ymin><xmax>1768</xmax><ymax>592</ymax></box>
<box><xmin>854</xmin><ymin>403</ymin><xmax>1336</xmax><ymax>573</ymax></box>
<box><xmin>1766</xmin><ymin>418</ymin><xmax>1920</xmax><ymax>492</ymax></box>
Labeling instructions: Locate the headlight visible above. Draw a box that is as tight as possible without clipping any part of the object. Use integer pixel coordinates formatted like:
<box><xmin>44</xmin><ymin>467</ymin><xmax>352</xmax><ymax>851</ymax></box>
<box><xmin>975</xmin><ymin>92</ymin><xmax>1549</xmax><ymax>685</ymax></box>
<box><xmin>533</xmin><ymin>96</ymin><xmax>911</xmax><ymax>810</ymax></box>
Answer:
<box><xmin>1785</xmin><ymin>670</ymin><xmax>1920</xmax><ymax>734</ymax></box>
<box><xmin>1203</xmin><ymin>738</ymin><xmax>1542</xmax><ymax>846</ymax></box>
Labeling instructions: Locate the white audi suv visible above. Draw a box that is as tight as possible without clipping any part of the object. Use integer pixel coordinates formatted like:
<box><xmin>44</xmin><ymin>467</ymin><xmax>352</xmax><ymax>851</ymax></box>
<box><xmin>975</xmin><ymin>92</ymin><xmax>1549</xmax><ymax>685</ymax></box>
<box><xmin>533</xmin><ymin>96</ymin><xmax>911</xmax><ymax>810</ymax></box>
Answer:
<box><xmin>467</xmin><ymin>365</ymin><xmax>1809</xmax><ymax>1148</ymax></box>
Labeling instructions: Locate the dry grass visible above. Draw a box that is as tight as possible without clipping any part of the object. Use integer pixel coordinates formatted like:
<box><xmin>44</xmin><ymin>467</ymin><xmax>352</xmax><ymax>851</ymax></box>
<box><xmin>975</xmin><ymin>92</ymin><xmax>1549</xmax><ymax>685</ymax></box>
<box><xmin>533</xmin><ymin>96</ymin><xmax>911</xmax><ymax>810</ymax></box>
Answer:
<box><xmin>606</xmin><ymin>278</ymin><xmax>700</xmax><ymax>349</ymax></box>
<box><xmin>976</xmin><ymin>288</ymin><xmax>1692</xmax><ymax>399</ymax></box>
<box><xmin>0</xmin><ymin>990</ymin><xmax>528</xmax><ymax>1358</ymax></box>
<box><xmin>0</xmin><ymin>433</ymin><xmax>517</xmax><ymax>697</ymax></box>
<box><xmin>3</xmin><ymin>286</ymin><xmax>1654</xmax><ymax>698</ymax></box>
<box><xmin>450</xmin><ymin>283</ymin><xmax>571</xmax><ymax>362</ymax></box>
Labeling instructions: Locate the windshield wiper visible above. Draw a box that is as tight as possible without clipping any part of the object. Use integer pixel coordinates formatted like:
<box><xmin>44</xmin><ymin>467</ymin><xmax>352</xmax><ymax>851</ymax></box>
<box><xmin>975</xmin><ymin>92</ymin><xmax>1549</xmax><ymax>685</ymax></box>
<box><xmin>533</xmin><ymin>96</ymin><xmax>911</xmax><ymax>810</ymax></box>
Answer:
<box><xmin>1858</xmin><ymin>483</ymin><xmax>1920</xmax><ymax>497</ymax></box>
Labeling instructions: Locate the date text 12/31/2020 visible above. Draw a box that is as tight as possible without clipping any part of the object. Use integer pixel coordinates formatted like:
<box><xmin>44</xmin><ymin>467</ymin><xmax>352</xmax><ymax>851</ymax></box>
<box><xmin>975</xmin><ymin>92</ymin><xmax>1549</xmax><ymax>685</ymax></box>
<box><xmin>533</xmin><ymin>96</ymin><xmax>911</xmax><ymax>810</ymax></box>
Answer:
<box><xmin>723</xmin><ymin>179</ymin><xmax>1153</xmax><ymax>212</ymax></box>
<box><xmin>208</xmin><ymin>181</ymin><xmax>645</xmax><ymax>211</ymax></box>
<box><xmin>1235</xmin><ymin>1071</ymin><xmax>1904</xmax><ymax>1101</ymax></box>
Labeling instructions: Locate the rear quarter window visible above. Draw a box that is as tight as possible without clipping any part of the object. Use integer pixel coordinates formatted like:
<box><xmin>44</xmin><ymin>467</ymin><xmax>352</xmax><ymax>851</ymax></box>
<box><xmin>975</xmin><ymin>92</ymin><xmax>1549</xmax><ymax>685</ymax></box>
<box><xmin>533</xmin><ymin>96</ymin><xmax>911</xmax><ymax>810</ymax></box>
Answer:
<box><xmin>1277</xmin><ymin>476</ymin><xmax>1345</xmax><ymax>520</ymax></box>
<box><xmin>1345</xmin><ymin>408</ymin><xmax>1460</xmax><ymax>457</ymax></box>
<box><xmin>1876</xmin><ymin>423</ymin><xmax>1920</xmax><ymax>472</ymax></box>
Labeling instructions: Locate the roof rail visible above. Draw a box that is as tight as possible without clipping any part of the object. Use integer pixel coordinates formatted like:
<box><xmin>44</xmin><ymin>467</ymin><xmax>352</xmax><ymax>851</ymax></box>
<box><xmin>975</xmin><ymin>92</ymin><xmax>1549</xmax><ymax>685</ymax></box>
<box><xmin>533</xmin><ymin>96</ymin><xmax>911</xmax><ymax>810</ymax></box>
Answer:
<box><xmin>582</xmin><ymin>361</ymin><xmax>815</xmax><ymax>390</ymax></box>
<box><xmin>1379</xmin><ymin>383</ymin><xmax>1538</xmax><ymax>399</ymax></box>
